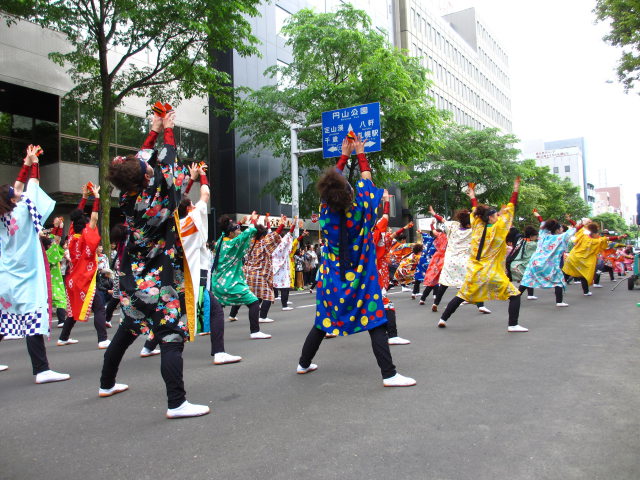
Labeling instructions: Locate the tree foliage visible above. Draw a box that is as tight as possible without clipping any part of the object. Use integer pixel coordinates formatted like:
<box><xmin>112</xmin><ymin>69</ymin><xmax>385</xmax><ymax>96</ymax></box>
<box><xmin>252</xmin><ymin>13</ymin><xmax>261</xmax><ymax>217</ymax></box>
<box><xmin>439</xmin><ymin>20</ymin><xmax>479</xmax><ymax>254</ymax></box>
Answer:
<box><xmin>594</xmin><ymin>0</ymin><xmax>640</xmax><ymax>93</ymax></box>
<box><xmin>2</xmin><ymin>0</ymin><xmax>261</xmax><ymax>248</ymax></box>
<box><xmin>405</xmin><ymin>125</ymin><xmax>591</xmax><ymax>228</ymax></box>
<box><xmin>592</xmin><ymin>212</ymin><xmax>630</xmax><ymax>234</ymax></box>
<box><xmin>404</xmin><ymin>124</ymin><xmax>521</xmax><ymax>217</ymax></box>
<box><xmin>230</xmin><ymin>4</ymin><xmax>442</xmax><ymax>215</ymax></box>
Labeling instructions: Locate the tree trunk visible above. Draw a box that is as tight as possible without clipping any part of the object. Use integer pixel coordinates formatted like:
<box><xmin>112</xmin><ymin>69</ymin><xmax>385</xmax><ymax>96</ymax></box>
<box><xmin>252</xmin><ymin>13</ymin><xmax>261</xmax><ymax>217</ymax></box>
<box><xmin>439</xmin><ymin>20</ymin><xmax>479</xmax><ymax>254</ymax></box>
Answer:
<box><xmin>98</xmin><ymin>101</ymin><xmax>114</xmax><ymax>255</ymax></box>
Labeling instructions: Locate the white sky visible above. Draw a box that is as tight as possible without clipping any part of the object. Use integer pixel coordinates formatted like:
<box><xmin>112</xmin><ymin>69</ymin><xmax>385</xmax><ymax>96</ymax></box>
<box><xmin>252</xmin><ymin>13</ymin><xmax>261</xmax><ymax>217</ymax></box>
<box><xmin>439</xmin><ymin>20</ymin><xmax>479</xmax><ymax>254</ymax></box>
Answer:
<box><xmin>452</xmin><ymin>0</ymin><xmax>640</xmax><ymax>213</ymax></box>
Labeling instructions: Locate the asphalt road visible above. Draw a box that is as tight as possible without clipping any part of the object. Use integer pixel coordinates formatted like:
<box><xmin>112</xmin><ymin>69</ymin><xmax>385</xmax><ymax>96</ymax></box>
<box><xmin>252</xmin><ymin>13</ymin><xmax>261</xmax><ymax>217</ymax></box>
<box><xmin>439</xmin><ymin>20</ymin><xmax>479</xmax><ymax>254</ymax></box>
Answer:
<box><xmin>1</xmin><ymin>279</ymin><xmax>639</xmax><ymax>480</ymax></box>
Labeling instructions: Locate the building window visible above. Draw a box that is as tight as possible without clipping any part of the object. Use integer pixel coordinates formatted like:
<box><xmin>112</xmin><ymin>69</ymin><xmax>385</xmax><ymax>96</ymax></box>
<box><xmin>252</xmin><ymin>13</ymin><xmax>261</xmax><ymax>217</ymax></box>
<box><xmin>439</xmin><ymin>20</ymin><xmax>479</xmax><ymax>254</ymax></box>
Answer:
<box><xmin>564</xmin><ymin>165</ymin><xmax>570</xmax><ymax>172</ymax></box>
<box><xmin>275</xmin><ymin>5</ymin><xmax>291</xmax><ymax>37</ymax></box>
<box><xmin>553</xmin><ymin>167</ymin><xmax>559</xmax><ymax>174</ymax></box>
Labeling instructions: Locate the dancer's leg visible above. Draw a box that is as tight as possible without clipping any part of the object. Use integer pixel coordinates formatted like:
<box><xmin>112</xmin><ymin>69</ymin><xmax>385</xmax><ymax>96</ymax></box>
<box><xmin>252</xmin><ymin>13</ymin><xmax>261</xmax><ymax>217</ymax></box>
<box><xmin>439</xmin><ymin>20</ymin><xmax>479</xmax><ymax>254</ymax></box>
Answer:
<box><xmin>508</xmin><ymin>294</ymin><xmax>521</xmax><ymax>326</ymax></box>
<box><xmin>281</xmin><ymin>288</ymin><xmax>290</xmax><ymax>308</ymax></box>
<box><xmin>209</xmin><ymin>294</ymin><xmax>225</xmax><ymax>355</ymax></box>
<box><xmin>247</xmin><ymin>300</ymin><xmax>260</xmax><ymax>333</ymax></box>
<box><xmin>92</xmin><ymin>293</ymin><xmax>108</xmax><ymax>342</ymax></box>
<box><xmin>159</xmin><ymin>336</ymin><xmax>186</xmax><ymax>409</ymax></box>
<box><xmin>26</xmin><ymin>335</ymin><xmax>50</xmax><ymax>375</ymax></box>
<box><xmin>259</xmin><ymin>299</ymin><xmax>272</xmax><ymax>319</ymax></box>
<box><xmin>440</xmin><ymin>295</ymin><xmax>465</xmax><ymax>321</ymax></box>
<box><xmin>100</xmin><ymin>326</ymin><xmax>137</xmax><ymax>389</ymax></box>
<box><xmin>58</xmin><ymin>317</ymin><xmax>77</xmax><ymax>341</ymax></box>
<box><xmin>368</xmin><ymin>325</ymin><xmax>397</xmax><ymax>379</ymax></box>
<box><xmin>434</xmin><ymin>285</ymin><xmax>448</xmax><ymax>306</ymax></box>
<box><xmin>229</xmin><ymin>305</ymin><xmax>241</xmax><ymax>318</ymax></box>
<box><xmin>555</xmin><ymin>286</ymin><xmax>563</xmax><ymax>303</ymax></box>
<box><xmin>298</xmin><ymin>326</ymin><xmax>325</xmax><ymax>368</ymax></box>
<box><xmin>420</xmin><ymin>285</ymin><xmax>434</xmax><ymax>302</ymax></box>
<box><xmin>385</xmin><ymin>308</ymin><xmax>398</xmax><ymax>339</ymax></box>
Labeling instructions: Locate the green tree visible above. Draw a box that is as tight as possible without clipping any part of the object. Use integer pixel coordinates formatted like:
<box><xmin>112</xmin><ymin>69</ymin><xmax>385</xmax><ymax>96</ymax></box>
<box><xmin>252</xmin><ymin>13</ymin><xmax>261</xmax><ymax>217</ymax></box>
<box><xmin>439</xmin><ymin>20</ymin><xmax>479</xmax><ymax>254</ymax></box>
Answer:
<box><xmin>404</xmin><ymin>124</ymin><xmax>520</xmax><ymax>217</ymax></box>
<box><xmin>594</xmin><ymin>0</ymin><xmax>640</xmax><ymax>92</ymax></box>
<box><xmin>516</xmin><ymin>159</ymin><xmax>591</xmax><ymax>228</ymax></box>
<box><xmin>2</xmin><ymin>0</ymin><xmax>261</xmax><ymax>248</ymax></box>
<box><xmin>231</xmin><ymin>4</ymin><xmax>442</xmax><ymax>215</ymax></box>
<box><xmin>592</xmin><ymin>212</ymin><xmax>630</xmax><ymax>234</ymax></box>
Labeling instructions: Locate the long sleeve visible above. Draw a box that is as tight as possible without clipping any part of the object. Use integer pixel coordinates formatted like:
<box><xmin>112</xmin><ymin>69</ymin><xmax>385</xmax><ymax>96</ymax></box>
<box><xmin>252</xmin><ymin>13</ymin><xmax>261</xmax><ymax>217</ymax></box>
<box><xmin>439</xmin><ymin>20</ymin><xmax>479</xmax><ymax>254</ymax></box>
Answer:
<box><xmin>141</xmin><ymin>130</ymin><xmax>159</xmax><ymax>150</ymax></box>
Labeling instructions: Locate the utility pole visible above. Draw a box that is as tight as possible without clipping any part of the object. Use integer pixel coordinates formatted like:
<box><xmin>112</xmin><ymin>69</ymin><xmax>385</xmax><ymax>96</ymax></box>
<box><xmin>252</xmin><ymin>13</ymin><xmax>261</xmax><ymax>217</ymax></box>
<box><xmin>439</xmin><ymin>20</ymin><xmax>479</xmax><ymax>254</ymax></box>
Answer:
<box><xmin>290</xmin><ymin>122</ymin><xmax>322</xmax><ymax>234</ymax></box>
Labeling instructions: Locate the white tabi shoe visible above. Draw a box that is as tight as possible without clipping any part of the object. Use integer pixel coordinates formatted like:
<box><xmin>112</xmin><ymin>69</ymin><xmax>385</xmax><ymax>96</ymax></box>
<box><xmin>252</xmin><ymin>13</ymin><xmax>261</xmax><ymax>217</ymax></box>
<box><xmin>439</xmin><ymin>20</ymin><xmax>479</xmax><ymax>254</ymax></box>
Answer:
<box><xmin>437</xmin><ymin>319</ymin><xmax>447</xmax><ymax>328</ymax></box>
<box><xmin>99</xmin><ymin>383</ymin><xmax>129</xmax><ymax>397</ymax></box>
<box><xmin>35</xmin><ymin>370</ymin><xmax>70</xmax><ymax>384</ymax></box>
<box><xmin>527</xmin><ymin>296</ymin><xmax>538</xmax><ymax>300</ymax></box>
<box><xmin>296</xmin><ymin>363</ymin><xmax>318</xmax><ymax>374</ymax></box>
<box><xmin>0</xmin><ymin>365</ymin><xmax>8</xmax><ymax>372</ymax></box>
<box><xmin>556</xmin><ymin>302</ymin><xmax>569</xmax><ymax>307</ymax></box>
<box><xmin>388</xmin><ymin>336</ymin><xmax>411</xmax><ymax>345</ymax></box>
<box><xmin>98</xmin><ymin>340</ymin><xmax>111</xmax><ymax>350</ymax></box>
<box><xmin>477</xmin><ymin>306</ymin><xmax>492</xmax><ymax>314</ymax></box>
<box><xmin>258</xmin><ymin>317</ymin><xmax>275</xmax><ymax>323</ymax></box>
<box><xmin>418</xmin><ymin>300</ymin><xmax>425</xmax><ymax>305</ymax></box>
<box><xmin>592</xmin><ymin>284</ymin><xmax>603</xmax><ymax>288</ymax></box>
<box><xmin>57</xmin><ymin>338</ymin><xmax>79</xmax><ymax>346</ymax></box>
<box><xmin>250</xmin><ymin>331</ymin><xmax>272</xmax><ymax>340</ymax></box>
<box><xmin>383</xmin><ymin>373</ymin><xmax>417</xmax><ymax>387</ymax></box>
<box><xmin>166</xmin><ymin>401</ymin><xmax>210</xmax><ymax>419</ymax></box>
<box><xmin>140</xmin><ymin>347</ymin><xmax>161</xmax><ymax>358</ymax></box>
<box><xmin>507</xmin><ymin>325</ymin><xmax>529</xmax><ymax>333</ymax></box>
<box><xmin>282</xmin><ymin>307</ymin><xmax>294</xmax><ymax>311</ymax></box>
<box><xmin>228</xmin><ymin>316</ymin><xmax>238</xmax><ymax>322</ymax></box>
<box><xmin>213</xmin><ymin>352</ymin><xmax>242</xmax><ymax>365</ymax></box>
<box><xmin>401</xmin><ymin>286</ymin><xmax>411</xmax><ymax>292</ymax></box>
<box><xmin>584</xmin><ymin>292</ymin><xmax>593</xmax><ymax>296</ymax></box>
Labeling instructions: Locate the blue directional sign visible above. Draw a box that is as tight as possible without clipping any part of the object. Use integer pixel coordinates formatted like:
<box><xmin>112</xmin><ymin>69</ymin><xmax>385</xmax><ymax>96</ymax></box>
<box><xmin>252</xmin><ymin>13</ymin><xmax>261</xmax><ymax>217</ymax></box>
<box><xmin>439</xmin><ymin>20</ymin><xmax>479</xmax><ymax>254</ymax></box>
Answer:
<box><xmin>321</xmin><ymin>102</ymin><xmax>381</xmax><ymax>159</ymax></box>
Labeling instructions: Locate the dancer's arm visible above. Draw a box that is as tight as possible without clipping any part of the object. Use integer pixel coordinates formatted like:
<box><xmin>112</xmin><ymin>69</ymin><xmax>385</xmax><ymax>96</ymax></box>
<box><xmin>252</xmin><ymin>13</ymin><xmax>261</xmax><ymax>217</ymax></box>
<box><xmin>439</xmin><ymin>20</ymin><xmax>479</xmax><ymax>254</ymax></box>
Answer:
<box><xmin>14</xmin><ymin>145</ymin><xmax>38</xmax><ymax>196</ymax></box>
<box><xmin>467</xmin><ymin>183</ymin><xmax>478</xmax><ymax>208</ymax></box>
<box><xmin>429</xmin><ymin>205</ymin><xmax>444</xmax><ymax>223</ymax></box>
<box><xmin>354</xmin><ymin>135</ymin><xmax>372</xmax><ymax>181</ymax></box>
<box><xmin>141</xmin><ymin>114</ymin><xmax>162</xmax><ymax>150</ymax></box>
<box><xmin>509</xmin><ymin>176</ymin><xmax>520</xmax><ymax>206</ymax></box>
<box><xmin>533</xmin><ymin>209</ymin><xmax>543</xmax><ymax>223</ymax></box>
<box><xmin>390</xmin><ymin>221</ymin><xmax>413</xmax><ymax>240</ymax></box>
<box><xmin>565</xmin><ymin>213</ymin><xmax>577</xmax><ymax>227</ymax></box>
<box><xmin>89</xmin><ymin>185</ymin><xmax>100</xmax><ymax>230</ymax></box>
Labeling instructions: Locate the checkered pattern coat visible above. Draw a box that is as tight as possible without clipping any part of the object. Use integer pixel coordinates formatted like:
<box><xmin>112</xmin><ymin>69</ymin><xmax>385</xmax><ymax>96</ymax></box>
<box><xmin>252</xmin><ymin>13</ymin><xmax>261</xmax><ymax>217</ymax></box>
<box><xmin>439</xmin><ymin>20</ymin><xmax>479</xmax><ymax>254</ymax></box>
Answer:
<box><xmin>243</xmin><ymin>231</ymin><xmax>282</xmax><ymax>302</ymax></box>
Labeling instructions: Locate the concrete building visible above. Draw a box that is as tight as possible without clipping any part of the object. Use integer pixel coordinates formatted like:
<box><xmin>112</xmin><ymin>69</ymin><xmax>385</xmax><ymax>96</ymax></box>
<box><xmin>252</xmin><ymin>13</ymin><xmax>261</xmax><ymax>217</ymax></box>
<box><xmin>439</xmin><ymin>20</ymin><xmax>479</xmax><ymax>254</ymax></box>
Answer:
<box><xmin>519</xmin><ymin>137</ymin><xmax>592</xmax><ymax>204</ymax></box>
<box><xmin>397</xmin><ymin>1</ymin><xmax>512</xmax><ymax>131</ymax></box>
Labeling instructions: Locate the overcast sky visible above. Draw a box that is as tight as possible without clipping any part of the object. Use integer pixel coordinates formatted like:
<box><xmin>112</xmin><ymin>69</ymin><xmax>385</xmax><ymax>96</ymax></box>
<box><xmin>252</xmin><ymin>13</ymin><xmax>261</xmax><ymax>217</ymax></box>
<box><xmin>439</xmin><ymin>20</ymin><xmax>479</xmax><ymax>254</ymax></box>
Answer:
<box><xmin>453</xmin><ymin>0</ymin><xmax>640</xmax><ymax>212</ymax></box>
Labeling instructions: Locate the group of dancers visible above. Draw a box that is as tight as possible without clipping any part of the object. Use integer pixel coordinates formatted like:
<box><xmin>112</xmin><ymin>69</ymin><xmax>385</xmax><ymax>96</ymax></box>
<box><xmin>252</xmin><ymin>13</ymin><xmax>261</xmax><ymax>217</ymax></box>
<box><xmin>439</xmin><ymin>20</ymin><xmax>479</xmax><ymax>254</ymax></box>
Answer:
<box><xmin>0</xmin><ymin>111</ymin><xmax>630</xmax><ymax>419</ymax></box>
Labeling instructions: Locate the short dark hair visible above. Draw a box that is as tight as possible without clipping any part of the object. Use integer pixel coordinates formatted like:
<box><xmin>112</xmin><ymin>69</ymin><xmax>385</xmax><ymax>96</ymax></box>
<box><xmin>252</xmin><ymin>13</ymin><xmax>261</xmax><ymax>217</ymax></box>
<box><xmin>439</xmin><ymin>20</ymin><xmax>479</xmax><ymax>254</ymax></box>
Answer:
<box><xmin>69</xmin><ymin>208</ymin><xmax>87</xmax><ymax>233</ymax></box>
<box><xmin>542</xmin><ymin>219</ymin><xmax>561</xmax><ymax>234</ymax></box>
<box><xmin>317</xmin><ymin>168</ymin><xmax>353</xmax><ymax>212</ymax></box>
<box><xmin>412</xmin><ymin>243</ymin><xmax>423</xmax><ymax>254</ymax></box>
<box><xmin>107</xmin><ymin>154</ymin><xmax>147</xmax><ymax>193</ymax></box>
<box><xmin>474</xmin><ymin>204</ymin><xmax>497</xmax><ymax>224</ymax></box>
<box><xmin>454</xmin><ymin>209</ymin><xmax>470</xmax><ymax>228</ymax></box>
<box><xmin>587</xmin><ymin>223</ymin><xmax>599</xmax><ymax>234</ymax></box>
<box><xmin>178</xmin><ymin>196</ymin><xmax>192</xmax><ymax>219</ymax></box>
<box><xmin>524</xmin><ymin>226</ymin><xmax>538</xmax><ymax>238</ymax></box>
<box><xmin>0</xmin><ymin>185</ymin><xmax>17</xmax><ymax>217</ymax></box>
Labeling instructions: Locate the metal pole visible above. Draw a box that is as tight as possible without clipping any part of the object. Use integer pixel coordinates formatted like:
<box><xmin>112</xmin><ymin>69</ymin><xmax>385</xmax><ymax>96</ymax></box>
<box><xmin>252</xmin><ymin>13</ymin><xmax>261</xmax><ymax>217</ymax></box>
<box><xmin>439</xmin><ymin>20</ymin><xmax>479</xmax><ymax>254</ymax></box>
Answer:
<box><xmin>290</xmin><ymin>124</ymin><xmax>300</xmax><ymax>236</ymax></box>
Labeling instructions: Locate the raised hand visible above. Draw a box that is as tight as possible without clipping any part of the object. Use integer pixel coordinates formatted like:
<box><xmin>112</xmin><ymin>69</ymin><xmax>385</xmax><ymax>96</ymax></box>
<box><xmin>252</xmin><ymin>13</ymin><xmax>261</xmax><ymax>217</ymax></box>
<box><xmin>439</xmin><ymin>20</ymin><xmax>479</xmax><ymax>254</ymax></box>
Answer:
<box><xmin>406</xmin><ymin>221</ymin><xmax>414</xmax><ymax>229</ymax></box>
<box><xmin>302</xmin><ymin>230</ymin><xmax>309</xmax><ymax>237</ymax></box>
<box><xmin>188</xmin><ymin>162</ymin><xmax>199</xmax><ymax>181</ymax></box>
<box><xmin>354</xmin><ymin>134</ymin><xmax>365</xmax><ymax>155</ymax></box>
<box><xmin>341</xmin><ymin>136</ymin><xmax>353</xmax><ymax>157</ymax></box>
<box><xmin>81</xmin><ymin>183</ymin><xmax>89</xmax><ymax>198</ymax></box>
<box><xmin>428</xmin><ymin>205</ymin><xmax>435</xmax><ymax>216</ymax></box>
<box><xmin>383</xmin><ymin>189</ymin><xmax>389</xmax><ymax>202</ymax></box>
<box><xmin>298</xmin><ymin>219</ymin><xmax>304</xmax><ymax>229</ymax></box>
<box><xmin>91</xmin><ymin>184</ymin><xmax>101</xmax><ymax>198</ymax></box>
<box><xmin>151</xmin><ymin>113</ymin><xmax>163</xmax><ymax>133</ymax></box>
<box><xmin>163</xmin><ymin>111</ymin><xmax>175</xmax><ymax>130</ymax></box>
<box><xmin>249</xmin><ymin>210</ymin><xmax>259</xmax><ymax>223</ymax></box>
<box><xmin>278</xmin><ymin>214</ymin><xmax>286</xmax><ymax>226</ymax></box>
<box><xmin>513</xmin><ymin>176</ymin><xmax>521</xmax><ymax>192</ymax></box>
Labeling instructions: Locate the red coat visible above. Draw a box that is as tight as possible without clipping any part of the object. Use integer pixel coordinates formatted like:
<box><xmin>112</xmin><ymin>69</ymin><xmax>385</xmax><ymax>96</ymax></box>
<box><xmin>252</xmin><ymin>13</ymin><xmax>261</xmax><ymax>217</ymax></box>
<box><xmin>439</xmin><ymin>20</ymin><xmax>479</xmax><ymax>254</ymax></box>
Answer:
<box><xmin>65</xmin><ymin>225</ymin><xmax>101</xmax><ymax>321</ymax></box>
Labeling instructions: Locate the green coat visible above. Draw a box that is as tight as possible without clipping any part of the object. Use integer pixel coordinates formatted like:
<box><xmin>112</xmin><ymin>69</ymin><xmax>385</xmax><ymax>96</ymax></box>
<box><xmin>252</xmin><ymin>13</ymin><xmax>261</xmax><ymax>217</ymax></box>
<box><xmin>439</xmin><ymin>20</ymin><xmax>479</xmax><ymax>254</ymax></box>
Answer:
<box><xmin>46</xmin><ymin>243</ymin><xmax>67</xmax><ymax>309</ymax></box>
<box><xmin>210</xmin><ymin>225</ymin><xmax>257</xmax><ymax>306</ymax></box>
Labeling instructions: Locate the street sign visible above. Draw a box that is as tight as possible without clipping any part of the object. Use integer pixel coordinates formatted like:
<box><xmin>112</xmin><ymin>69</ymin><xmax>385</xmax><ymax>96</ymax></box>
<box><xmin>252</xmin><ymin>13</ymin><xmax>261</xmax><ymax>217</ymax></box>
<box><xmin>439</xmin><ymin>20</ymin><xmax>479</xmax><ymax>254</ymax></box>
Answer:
<box><xmin>321</xmin><ymin>102</ymin><xmax>381</xmax><ymax>159</ymax></box>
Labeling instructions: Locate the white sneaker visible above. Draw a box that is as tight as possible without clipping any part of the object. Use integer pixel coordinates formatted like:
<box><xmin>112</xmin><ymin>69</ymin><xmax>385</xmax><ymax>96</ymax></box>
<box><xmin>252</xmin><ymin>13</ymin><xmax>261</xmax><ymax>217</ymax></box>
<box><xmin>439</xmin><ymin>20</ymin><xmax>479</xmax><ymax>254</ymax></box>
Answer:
<box><xmin>478</xmin><ymin>306</ymin><xmax>492</xmax><ymax>314</ymax></box>
<box><xmin>282</xmin><ymin>306</ymin><xmax>294</xmax><ymax>311</ymax></box>
<box><xmin>0</xmin><ymin>365</ymin><xmax>8</xmax><ymax>372</ymax></box>
<box><xmin>35</xmin><ymin>370</ymin><xmax>70</xmax><ymax>384</ymax></box>
<box><xmin>166</xmin><ymin>401</ymin><xmax>210</xmax><ymax>419</ymax></box>
<box><xmin>584</xmin><ymin>292</ymin><xmax>593</xmax><ymax>296</ymax></box>
<box><xmin>98</xmin><ymin>340</ymin><xmax>111</xmax><ymax>349</ymax></box>
<box><xmin>410</xmin><ymin>294</ymin><xmax>417</xmax><ymax>300</ymax></box>
<box><xmin>437</xmin><ymin>319</ymin><xmax>447</xmax><ymax>328</ymax></box>
<box><xmin>99</xmin><ymin>383</ymin><xmax>129</xmax><ymax>397</ymax></box>
<box><xmin>250</xmin><ymin>331</ymin><xmax>272</xmax><ymax>340</ymax></box>
<box><xmin>507</xmin><ymin>325</ymin><xmax>529</xmax><ymax>332</ymax></box>
<box><xmin>418</xmin><ymin>300</ymin><xmax>425</xmax><ymax>305</ymax></box>
<box><xmin>324</xmin><ymin>333</ymin><xmax>337</xmax><ymax>338</ymax></box>
<box><xmin>258</xmin><ymin>317</ymin><xmax>274</xmax><ymax>323</ymax></box>
<box><xmin>527</xmin><ymin>296</ymin><xmax>538</xmax><ymax>300</ymax></box>
<box><xmin>197</xmin><ymin>332</ymin><xmax>210</xmax><ymax>336</ymax></box>
<box><xmin>57</xmin><ymin>323</ymin><xmax>64</xmax><ymax>328</ymax></box>
<box><xmin>140</xmin><ymin>347</ymin><xmax>161</xmax><ymax>357</ymax></box>
<box><xmin>213</xmin><ymin>352</ymin><xmax>242</xmax><ymax>365</ymax></box>
<box><xmin>388</xmin><ymin>336</ymin><xmax>411</xmax><ymax>345</ymax></box>
<box><xmin>383</xmin><ymin>373</ymin><xmax>417</xmax><ymax>387</ymax></box>
<box><xmin>4</xmin><ymin>334</ymin><xmax>21</xmax><ymax>340</ymax></box>
<box><xmin>296</xmin><ymin>363</ymin><xmax>318</xmax><ymax>374</ymax></box>
<box><xmin>105</xmin><ymin>321</ymin><xmax>112</xmax><ymax>328</ymax></box>
<box><xmin>401</xmin><ymin>286</ymin><xmax>411</xmax><ymax>292</ymax></box>
<box><xmin>556</xmin><ymin>302</ymin><xmax>570</xmax><ymax>307</ymax></box>
<box><xmin>593</xmin><ymin>284</ymin><xmax>603</xmax><ymax>288</ymax></box>
<box><xmin>57</xmin><ymin>338</ymin><xmax>79</xmax><ymax>346</ymax></box>
<box><xmin>431</xmin><ymin>304</ymin><xmax>438</xmax><ymax>312</ymax></box>
<box><xmin>287</xmin><ymin>302</ymin><xmax>293</xmax><ymax>306</ymax></box>
<box><xmin>461</xmin><ymin>301</ymin><xmax>470</xmax><ymax>305</ymax></box>
<box><xmin>228</xmin><ymin>316</ymin><xmax>237</xmax><ymax>322</ymax></box>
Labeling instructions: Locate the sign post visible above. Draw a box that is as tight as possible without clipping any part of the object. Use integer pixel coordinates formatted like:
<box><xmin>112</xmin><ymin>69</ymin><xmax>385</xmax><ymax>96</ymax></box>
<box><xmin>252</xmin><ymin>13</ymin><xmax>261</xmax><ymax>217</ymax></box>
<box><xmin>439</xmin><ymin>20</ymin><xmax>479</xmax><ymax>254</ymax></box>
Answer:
<box><xmin>321</xmin><ymin>102</ymin><xmax>381</xmax><ymax>158</ymax></box>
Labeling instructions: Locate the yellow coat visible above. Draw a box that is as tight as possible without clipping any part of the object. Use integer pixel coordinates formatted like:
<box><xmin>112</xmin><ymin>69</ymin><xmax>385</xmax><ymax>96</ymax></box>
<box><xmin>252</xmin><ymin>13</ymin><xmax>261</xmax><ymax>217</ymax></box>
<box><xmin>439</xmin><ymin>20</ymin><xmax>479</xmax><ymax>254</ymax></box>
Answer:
<box><xmin>458</xmin><ymin>203</ymin><xmax>521</xmax><ymax>302</ymax></box>
<box><xmin>562</xmin><ymin>230</ymin><xmax>608</xmax><ymax>284</ymax></box>
<box><xmin>289</xmin><ymin>237</ymin><xmax>299</xmax><ymax>288</ymax></box>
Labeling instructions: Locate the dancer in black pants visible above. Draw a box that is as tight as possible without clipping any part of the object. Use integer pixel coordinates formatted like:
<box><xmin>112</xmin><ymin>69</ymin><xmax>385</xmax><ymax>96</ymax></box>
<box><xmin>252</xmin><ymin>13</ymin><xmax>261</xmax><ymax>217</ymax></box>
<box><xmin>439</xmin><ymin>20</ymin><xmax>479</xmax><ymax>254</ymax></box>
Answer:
<box><xmin>99</xmin><ymin>111</ymin><xmax>209</xmax><ymax>419</ymax></box>
<box><xmin>296</xmin><ymin>134</ymin><xmax>415</xmax><ymax>387</ymax></box>
<box><xmin>438</xmin><ymin>178</ymin><xmax>528</xmax><ymax>332</ymax></box>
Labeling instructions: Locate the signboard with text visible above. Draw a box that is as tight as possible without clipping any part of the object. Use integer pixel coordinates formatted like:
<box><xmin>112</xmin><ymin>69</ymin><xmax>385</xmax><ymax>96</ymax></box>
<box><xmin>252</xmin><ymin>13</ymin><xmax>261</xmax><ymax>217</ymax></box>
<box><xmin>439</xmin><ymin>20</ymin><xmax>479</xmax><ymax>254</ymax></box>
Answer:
<box><xmin>321</xmin><ymin>102</ymin><xmax>381</xmax><ymax>159</ymax></box>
